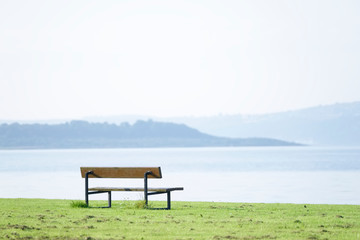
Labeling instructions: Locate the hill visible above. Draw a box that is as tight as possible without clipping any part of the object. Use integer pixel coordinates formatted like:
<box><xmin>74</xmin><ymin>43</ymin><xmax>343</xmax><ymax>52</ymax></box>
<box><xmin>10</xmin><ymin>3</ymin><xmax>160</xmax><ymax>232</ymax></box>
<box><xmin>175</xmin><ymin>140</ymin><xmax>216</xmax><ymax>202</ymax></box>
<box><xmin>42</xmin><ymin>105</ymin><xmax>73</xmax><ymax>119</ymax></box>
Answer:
<box><xmin>0</xmin><ymin>120</ymin><xmax>299</xmax><ymax>149</ymax></box>
<box><xmin>151</xmin><ymin>101</ymin><xmax>360</xmax><ymax>146</ymax></box>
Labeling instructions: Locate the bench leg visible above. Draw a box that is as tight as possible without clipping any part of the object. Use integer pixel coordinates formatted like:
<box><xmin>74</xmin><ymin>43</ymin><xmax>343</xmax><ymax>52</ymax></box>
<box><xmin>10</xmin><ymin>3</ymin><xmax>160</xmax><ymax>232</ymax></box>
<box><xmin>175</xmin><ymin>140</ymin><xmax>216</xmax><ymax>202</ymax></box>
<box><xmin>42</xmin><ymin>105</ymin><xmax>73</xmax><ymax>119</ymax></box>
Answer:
<box><xmin>85</xmin><ymin>192</ymin><xmax>89</xmax><ymax>206</ymax></box>
<box><xmin>167</xmin><ymin>191</ymin><xmax>171</xmax><ymax>210</ymax></box>
<box><xmin>85</xmin><ymin>171</ymin><xmax>93</xmax><ymax>207</ymax></box>
<box><xmin>87</xmin><ymin>191</ymin><xmax>112</xmax><ymax>208</ymax></box>
<box><xmin>144</xmin><ymin>190</ymin><xmax>148</xmax><ymax>207</ymax></box>
<box><xmin>108</xmin><ymin>191</ymin><xmax>112</xmax><ymax>208</ymax></box>
<box><xmin>146</xmin><ymin>191</ymin><xmax>171</xmax><ymax>210</ymax></box>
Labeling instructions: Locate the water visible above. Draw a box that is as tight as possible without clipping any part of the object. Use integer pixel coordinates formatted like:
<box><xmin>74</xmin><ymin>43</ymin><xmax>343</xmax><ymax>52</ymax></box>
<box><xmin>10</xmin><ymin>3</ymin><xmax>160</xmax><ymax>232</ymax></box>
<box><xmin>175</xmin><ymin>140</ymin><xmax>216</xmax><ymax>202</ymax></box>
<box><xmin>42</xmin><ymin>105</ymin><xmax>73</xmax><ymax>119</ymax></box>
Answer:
<box><xmin>0</xmin><ymin>146</ymin><xmax>359</xmax><ymax>204</ymax></box>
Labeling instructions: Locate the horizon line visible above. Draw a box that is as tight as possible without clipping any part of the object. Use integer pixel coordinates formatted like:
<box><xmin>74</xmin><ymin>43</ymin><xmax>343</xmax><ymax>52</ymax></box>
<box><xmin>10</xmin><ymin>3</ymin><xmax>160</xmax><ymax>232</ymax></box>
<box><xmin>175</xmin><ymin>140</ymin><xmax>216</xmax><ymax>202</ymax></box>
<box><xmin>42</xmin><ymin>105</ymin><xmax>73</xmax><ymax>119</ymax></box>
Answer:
<box><xmin>1</xmin><ymin>100</ymin><xmax>359</xmax><ymax>123</ymax></box>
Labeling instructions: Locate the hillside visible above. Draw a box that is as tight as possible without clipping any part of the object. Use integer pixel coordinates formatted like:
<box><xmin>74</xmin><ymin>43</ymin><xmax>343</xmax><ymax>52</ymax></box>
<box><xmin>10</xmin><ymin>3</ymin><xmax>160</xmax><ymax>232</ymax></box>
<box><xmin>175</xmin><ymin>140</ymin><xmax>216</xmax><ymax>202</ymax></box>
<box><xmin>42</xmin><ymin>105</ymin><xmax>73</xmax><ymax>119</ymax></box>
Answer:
<box><xmin>159</xmin><ymin>101</ymin><xmax>360</xmax><ymax>146</ymax></box>
<box><xmin>0</xmin><ymin>120</ymin><xmax>299</xmax><ymax>149</ymax></box>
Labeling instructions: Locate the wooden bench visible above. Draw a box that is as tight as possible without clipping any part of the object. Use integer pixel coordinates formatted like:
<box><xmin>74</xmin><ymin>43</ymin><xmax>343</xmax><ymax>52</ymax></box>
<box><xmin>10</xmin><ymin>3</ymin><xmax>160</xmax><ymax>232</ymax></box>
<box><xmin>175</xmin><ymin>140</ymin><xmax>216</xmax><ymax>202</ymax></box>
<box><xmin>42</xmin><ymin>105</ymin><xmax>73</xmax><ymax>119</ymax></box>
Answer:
<box><xmin>80</xmin><ymin>167</ymin><xmax>184</xmax><ymax>210</ymax></box>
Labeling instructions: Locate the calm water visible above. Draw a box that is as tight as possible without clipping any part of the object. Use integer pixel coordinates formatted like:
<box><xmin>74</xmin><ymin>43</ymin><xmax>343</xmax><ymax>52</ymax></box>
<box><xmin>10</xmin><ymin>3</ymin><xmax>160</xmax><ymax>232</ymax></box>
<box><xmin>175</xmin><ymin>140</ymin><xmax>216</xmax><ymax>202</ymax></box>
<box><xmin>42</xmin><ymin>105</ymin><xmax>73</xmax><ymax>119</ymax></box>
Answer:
<box><xmin>0</xmin><ymin>146</ymin><xmax>359</xmax><ymax>204</ymax></box>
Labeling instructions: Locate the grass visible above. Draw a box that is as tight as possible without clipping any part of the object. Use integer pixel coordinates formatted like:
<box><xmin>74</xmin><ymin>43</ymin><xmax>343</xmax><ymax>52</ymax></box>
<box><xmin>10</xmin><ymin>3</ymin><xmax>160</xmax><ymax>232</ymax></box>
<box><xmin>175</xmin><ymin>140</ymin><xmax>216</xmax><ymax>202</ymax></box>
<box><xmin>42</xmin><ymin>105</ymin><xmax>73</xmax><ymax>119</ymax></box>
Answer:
<box><xmin>0</xmin><ymin>198</ymin><xmax>359</xmax><ymax>240</ymax></box>
<box><xmin>70</xmin><ymin>200</ymin><xmax>89</xmax><ymax>208</ymax></box>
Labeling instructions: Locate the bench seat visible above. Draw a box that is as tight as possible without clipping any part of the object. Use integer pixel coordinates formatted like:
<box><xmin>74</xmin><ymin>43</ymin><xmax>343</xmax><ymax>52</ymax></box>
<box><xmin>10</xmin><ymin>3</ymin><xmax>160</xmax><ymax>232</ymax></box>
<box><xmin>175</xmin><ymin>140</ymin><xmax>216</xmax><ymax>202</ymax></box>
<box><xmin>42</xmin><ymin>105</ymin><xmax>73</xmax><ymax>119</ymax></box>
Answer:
<box><xmin>89</xmin><ymin>187</ymin><xmax>184</xmax><ymax>192</ymax></box>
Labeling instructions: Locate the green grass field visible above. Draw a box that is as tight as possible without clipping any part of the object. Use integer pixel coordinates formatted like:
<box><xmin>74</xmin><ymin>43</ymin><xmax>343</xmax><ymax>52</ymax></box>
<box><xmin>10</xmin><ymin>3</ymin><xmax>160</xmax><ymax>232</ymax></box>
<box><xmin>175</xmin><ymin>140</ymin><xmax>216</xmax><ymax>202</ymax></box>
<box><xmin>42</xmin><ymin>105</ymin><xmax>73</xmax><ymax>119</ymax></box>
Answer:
<box><xmin>0</xmin><ymin>198</ymin><xmax>359</xmax><ymax>239</ymax></box>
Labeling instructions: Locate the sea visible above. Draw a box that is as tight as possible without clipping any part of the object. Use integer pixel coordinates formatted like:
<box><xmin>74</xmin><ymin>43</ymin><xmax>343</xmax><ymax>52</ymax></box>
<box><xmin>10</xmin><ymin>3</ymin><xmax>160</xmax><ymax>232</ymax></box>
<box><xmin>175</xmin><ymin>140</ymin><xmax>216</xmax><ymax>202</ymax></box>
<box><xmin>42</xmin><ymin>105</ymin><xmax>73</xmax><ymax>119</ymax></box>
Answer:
<box><xmin>0</xmin><ymin>146</ymin><xmax>359</xmax><ymax>205</ymax></box>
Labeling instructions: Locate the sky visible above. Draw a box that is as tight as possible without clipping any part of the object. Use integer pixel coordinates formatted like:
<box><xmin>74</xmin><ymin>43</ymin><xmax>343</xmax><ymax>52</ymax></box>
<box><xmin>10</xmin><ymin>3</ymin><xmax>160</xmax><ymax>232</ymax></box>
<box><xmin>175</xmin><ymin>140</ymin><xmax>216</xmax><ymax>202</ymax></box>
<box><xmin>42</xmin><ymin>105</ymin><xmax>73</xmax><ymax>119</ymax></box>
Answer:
<box><xmin>1</xmin><ymin>0</ymin><xmax>360</xmax><ymax>120</ymax></box>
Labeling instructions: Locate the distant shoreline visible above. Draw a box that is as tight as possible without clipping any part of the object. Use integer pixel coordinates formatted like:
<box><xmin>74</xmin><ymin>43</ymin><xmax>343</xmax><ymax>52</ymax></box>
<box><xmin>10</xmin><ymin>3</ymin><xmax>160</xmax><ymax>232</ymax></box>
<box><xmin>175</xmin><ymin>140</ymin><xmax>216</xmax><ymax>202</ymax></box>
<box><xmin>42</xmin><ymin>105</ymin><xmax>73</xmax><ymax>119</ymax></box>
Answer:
<box><xmin>0</xmin><ymin>145</ymin><xmax>306</xmax><ymax>151</ymax></box>
<box><xmin>0</xmin><ymin>120</ymin><xmax>302</xmax><ymax>149</ymax></box>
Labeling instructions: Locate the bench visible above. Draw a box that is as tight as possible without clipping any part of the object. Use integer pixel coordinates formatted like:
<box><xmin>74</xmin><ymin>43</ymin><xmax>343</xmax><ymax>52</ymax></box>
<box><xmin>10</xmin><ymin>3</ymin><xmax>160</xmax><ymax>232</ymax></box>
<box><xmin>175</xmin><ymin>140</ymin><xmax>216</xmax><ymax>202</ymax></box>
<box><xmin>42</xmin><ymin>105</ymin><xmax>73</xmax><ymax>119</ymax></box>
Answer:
<box><xmin>80</xmin><ymin>167</ymin><xmax>184</xmax><ymax>210</ymax></box>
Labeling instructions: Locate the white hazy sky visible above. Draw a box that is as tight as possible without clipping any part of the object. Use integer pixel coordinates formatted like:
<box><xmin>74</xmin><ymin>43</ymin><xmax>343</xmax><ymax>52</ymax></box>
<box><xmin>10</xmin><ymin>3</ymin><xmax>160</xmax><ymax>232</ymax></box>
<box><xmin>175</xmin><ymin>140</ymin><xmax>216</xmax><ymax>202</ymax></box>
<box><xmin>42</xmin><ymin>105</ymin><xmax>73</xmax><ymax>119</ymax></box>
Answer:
<box><xmin>1</xmin><ymin>0</ymin><xmax>359</xmax><ymax>120</ymax></box>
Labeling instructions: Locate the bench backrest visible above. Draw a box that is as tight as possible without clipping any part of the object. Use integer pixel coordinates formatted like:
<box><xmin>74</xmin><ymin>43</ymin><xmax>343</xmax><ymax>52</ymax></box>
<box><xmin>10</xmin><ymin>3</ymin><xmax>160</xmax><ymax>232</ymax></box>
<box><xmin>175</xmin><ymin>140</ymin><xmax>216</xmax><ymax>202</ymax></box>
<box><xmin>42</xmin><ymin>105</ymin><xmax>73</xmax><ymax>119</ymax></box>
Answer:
<box><xmin>80</xmin><ymin>167</ymin><xmax>162</xmax><ymax>179</ymax></box>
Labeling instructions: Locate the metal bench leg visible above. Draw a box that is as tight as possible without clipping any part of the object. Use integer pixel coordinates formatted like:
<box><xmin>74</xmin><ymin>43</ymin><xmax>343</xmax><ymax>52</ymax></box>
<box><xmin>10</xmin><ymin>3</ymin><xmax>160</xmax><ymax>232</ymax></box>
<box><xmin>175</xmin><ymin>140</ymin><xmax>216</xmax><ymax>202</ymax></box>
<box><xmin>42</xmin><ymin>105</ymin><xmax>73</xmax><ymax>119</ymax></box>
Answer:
<box><xmin>144</xmin><ymin>171</ymin><xmax>152</xmax><ymax>208</ymax></box>
<box><xmin>144</xmin><ymin>189</ymin><xmax>148</xmax><ymax>207</ymax></box>
<box><xmin>85</xmin><ymin>171</ymin><xmax>93</xmax><ymax>206</ymax></box>
<box><xmin>108</xmin><ymin>191</ymin><xmax>112</xmax><ymax>208</ymax></box>
<box><xmin>86</xmin><ymin>192</ymin><xmax>89</xmax><ymax>206</ymax></box>
<box><xmin>167</xmin><ymin>191</ymin><xmax>171</xmax><ymax>210</ymax></box>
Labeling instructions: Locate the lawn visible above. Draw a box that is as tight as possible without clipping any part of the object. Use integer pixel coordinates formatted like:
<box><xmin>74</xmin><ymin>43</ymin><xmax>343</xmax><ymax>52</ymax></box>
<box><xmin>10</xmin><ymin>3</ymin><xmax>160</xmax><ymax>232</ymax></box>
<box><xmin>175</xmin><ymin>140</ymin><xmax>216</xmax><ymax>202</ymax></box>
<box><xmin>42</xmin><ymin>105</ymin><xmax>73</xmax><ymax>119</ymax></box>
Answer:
<box><xmin>0</xmin><ymin>198</ymin><xmax>359</xmax><ymax>239</ymax></box>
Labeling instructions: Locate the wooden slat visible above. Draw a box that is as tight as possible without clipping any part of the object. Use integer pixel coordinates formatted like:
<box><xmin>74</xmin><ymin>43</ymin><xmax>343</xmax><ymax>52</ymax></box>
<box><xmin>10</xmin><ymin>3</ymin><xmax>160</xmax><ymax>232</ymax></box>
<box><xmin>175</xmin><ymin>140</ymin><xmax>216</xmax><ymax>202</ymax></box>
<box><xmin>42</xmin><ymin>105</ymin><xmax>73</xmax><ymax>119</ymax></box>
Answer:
<box><xmin>89</xmin><ymin>187</ymin><xmax>184</xmax><ymax>192</ymax></box>
<box><xmin>80</xmin><ymin>167</ymin><xmax>162</xmax><ymax>178</ymax></box>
